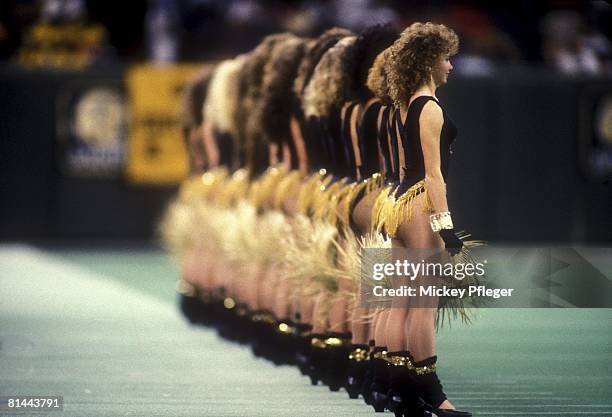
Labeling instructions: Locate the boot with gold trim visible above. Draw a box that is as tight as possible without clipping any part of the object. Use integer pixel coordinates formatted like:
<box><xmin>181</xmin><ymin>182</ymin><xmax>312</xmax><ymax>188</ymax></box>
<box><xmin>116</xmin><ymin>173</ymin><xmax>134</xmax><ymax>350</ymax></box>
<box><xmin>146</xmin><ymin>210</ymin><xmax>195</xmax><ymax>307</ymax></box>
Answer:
<box><xmin>368</xmin><ymin>346</ymin><xmax>390</xmax><ymax>412</ymax></box>
<box><xmin>385</xmin><ymin>351</ymin><xmax>419</xmax><ymax>417</ymax></box>
<box><xmin>345</xmin><ymin>343</ymin><xmax>369</xmax><ymax>399</ymax></box>
<box><xmin>323</xmin><ymin>332</ymin><xmax>352</xmax><ymax>391</ymax></box>
<box><xmin>412</xmin><ymin>356</ymin><xmax>472</xmax><ymax>417</ymax></box>
<box><xmin>250</xmin><ymin>310</ymin><xmax>277</xmax><ymax>360</ymax></box>
<box><xmin>360</xmin><ymin>340</ymin><xmax>376</xmax><ymax>405</ymax></box>
<box><xmin>271</xmin><ymin>319</ymin><xmax>298</xmax><ymax>366</ymax></box>
<box><xmin>307</xmin><ymin>334</ymin><xmax>328</xmax><ymax>385</ymax></box>
<box><xmin>294</xmin><ymin>323</ymin><xmax>313</xmax><ymax>376</ymax></box>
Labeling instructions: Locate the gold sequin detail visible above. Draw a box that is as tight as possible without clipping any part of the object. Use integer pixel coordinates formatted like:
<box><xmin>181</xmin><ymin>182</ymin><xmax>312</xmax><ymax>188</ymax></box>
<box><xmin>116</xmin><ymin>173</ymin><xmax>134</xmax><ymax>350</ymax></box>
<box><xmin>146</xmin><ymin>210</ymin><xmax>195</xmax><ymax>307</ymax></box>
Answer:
<box><xmin>348</xmin><ymin>348</ymin><xmax>368</xmax><ymax>362</ymax></box>
<box><xmin>413</xmin><ymin>363</ymin><xmax>437</xmax><ymax>375</ymax></box>
<box><xmin>277</xmin><ymin>322</ymin><xmax>296</xmax><ymax>334</ymax></box>
<box><xmin>371</xmin><ymin>350</ymin><xmax>388</xmax><ymax>360</ymax></box>
<box><xmin>311</xmin><ymin>337</ymin><xmax>327</xmax><ymax>349</ymax></box>
<box><xmin>385</xmin><ymin>355</ymin><xmax>414</xmax><ymax>369</ymax></box>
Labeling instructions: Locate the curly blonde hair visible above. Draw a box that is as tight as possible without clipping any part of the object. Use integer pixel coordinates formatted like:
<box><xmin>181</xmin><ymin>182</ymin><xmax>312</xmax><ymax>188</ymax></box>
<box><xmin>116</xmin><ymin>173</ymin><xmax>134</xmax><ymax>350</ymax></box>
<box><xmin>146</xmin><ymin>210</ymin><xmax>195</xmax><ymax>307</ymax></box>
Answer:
<box><xmin>386</xmin><ymin>22</ymin><xmax>459</xmax><ymax>106</ymax></box>
<box><xmin>302</xmin><ymin>36</ymin><xmax>358</xmax><ymax>118</ymax></box>
<box><xmin>203</xmin><ymin>56</ymin><xmax>246</xmax><ymax>139</ymax></box>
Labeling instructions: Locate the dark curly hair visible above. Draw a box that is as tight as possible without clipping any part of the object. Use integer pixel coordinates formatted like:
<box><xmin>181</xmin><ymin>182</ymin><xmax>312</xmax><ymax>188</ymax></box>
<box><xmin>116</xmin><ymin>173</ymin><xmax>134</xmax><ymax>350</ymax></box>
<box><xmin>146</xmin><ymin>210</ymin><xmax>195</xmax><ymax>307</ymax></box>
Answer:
<box><xmin>235</xmin><ymin>33</ymin><xmax>294</xmax><ymax>174</ymax></box>
<box><xmin>350</xmin><ymin>23</ymin><xmax>399</xmax><ymax>102</ymax></box>
<box><xmin>238</xmin><ymin>33</ymin><xmax>294</xmax><ymax>146</ymax></box>
<box><xmin>257</xmin><ymin>36</ymin><xmax>309</xmax><ymax>146</ymax></box>
<box><xmin>386</xmin><ymin>22</ymin><xmax>459</xmax><ymax>106</ymax></box>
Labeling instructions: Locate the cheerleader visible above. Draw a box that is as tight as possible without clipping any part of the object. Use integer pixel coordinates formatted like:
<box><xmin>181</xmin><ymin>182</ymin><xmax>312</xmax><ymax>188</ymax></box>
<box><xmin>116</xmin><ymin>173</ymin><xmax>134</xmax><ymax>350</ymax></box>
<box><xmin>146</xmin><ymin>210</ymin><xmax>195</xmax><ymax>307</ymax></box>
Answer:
<box><xmin>377</xmin><ymin>22</ymin><xmax>472</xmax><ymax>417</ymax></box>
<box><xmin>180</xmin><ymin>66</ymin><xmax>214</xmax><ymax>173</ymax></box>
<box><xmin>334</xmin><ymin>23</ymin><xmax>399</xmax><ymax>402</ymax></box>
<box><xmin>283</xmin><ymin>28</ymin><xmax>353</xmax><ymax>377</ymax></box>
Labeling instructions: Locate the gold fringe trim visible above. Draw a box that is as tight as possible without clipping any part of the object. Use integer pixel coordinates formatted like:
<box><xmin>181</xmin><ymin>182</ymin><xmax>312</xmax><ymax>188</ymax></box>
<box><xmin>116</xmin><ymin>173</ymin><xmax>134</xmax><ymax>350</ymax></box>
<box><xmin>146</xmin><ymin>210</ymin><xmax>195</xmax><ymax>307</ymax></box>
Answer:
<box><xmin>321</xmin><ymin>179</ymin><xmax>352</xmax><ymax>227</ymax></box>
<box><xmin>339</xmin><ymin>181</ymin><xmax>366</xmax><ymax>228</ymax></box>
<box><xmin>273</xmin><ymin>170</ymin><xmax>302</xmax><ymax>210</ymax></box>
<box><xmin>296</xmin><ymin>169</ymin><xmax>329</xmax><ymax>216</ymax></box>
<box><xmin>341</xmin><ymin>173</ymin><xmax>385</xmax><ymax>230</ymax></box>
<box><xmin>377</xmin><ymin>180</ymin><xmax>433</xmax><ymax>238</ymax></box>
<box><xmin>370</xmin><ymin>183</ymin><xmax>393</xmax><ymax>234</ymax></box>
<box><xmin>217</xmin><ymin>168</ymin><xmax>249</xmax><ymax>208</ymax></box>
<box><xmin>249</xmin><ymin>165</ymin><xmax>287</xmax><ymax>210</ymax></box>
<box><xmin>312</xmin><ymin>179</ymin><xmax>346</xmax><ymax>223</ymax></box>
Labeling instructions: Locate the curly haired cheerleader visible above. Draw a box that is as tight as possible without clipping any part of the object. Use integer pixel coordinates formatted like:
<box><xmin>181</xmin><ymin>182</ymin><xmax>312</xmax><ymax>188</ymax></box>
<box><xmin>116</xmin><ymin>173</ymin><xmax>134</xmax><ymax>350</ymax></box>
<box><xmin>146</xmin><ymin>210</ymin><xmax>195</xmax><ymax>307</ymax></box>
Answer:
<box><xmin>333</xmin><ymin>23</ymin><xmax>399</xmax><ymax>402</ymax></box>
<box><xmin>375</xmin><ymin>22</ymin><xmax>473</xmax><ymax>417</ymax></box>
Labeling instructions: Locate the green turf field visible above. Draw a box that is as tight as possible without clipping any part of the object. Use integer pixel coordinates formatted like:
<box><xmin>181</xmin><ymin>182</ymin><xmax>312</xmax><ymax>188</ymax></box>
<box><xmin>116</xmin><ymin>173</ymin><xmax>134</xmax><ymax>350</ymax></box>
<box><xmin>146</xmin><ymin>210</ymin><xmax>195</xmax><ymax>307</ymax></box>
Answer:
<box><xmin>1</xmin><ymin>244</ymin><xmax>611</xmax><ymax>416</ymax></box>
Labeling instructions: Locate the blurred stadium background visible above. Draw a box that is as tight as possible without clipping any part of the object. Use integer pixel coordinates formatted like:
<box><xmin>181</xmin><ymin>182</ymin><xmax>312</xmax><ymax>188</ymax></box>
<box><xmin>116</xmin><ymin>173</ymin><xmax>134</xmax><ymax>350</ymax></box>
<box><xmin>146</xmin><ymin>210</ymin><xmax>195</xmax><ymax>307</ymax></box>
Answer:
<box><xmin>1</xmin><ymin>0</ymin><xmax>612</xmax><ymax>243</ymax></box>
<box><xmin>1</xmin><ymin>1</ymin><xmax>612</xmax><ymax>416</ymax></box>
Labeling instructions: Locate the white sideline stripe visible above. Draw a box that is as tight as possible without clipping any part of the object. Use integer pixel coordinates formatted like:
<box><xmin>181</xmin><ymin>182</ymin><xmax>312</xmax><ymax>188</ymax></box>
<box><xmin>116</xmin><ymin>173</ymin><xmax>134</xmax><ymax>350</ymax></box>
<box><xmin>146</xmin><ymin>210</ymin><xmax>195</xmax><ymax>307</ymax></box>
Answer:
<box><xmin>454</xmin><ymin>397</ymin><xmax>571</xmax><ymax>400</ymax></box>
<box><xmin>468</xmin><ymin>405</ymin><xmax>612</xmax><ymax>408</ymax></box>
<box><xmin>480</xmin><ymin>413</ymin><xmax>612</xmax><ymax>416</ymax></box>
<box><xmin>451</xmin><ymin>392</ymin><xmax>555</xmax><ymax>395</ymax></box>
<box><xmin>479</xmin><ymin>411</ymin><xmax>612</xmax><ymax>417</ymax></box>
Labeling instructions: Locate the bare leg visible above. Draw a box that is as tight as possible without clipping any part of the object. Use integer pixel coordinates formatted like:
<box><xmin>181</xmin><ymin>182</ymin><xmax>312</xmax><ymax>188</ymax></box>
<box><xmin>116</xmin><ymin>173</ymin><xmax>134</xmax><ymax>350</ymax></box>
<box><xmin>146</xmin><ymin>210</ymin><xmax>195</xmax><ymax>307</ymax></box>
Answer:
<box><xmin>328</xmin><ymin>253</ymin><xmax>351</xmax><ymax>333</ymax></box>
<box><xmin>328</xmin><ymin>296</ymin><xmax>349</xmax><ymax>332</ymax></box>
<box><xmin>350</xmin><ymin>191</ymin><xmax>380</xmax><ymax>344</ymax></box>
<box><xmin>311</xmin><ymin>291</ymin><xmax>330</xmax><ymax>334</ymax></box>
<box><xmin>180</xmin><ymin>248</ymin><xmax>199</xmax><ymax>289</ymax></box>
<box><xmin>258</xmin><ymin>267</ymin><xmax>279</xmax><ymax>315</ymax></box>
<box><xmin>298</xmin><ymin>289</ymin><xmax>315</xmax><ymax>326</ymax></box>
<box><xmin>272</xmin><ymin>275</ymin><xmax>291</xmax><ymax>320</ymax></box>
<box><xmin>373</xmin><ymin>309</ymin><xmax>389</xmax><ymax>347</ymax></box>
<box><xmin>350</xmin><ymin>301</ymin><xmax>370</xmax><ymax>344</ymax></box>
<box><xmin>243</xmin><ymin>264</ymin><xmax>261</xmax><ymax>311</ymax></box>
<box><xmin>395</xmin><ymin>193</ymin><xmax>454</xmax><ymax>410</ymax></box>
<box><xmin>351</xmin><ymin>190</ymin><xmax>378</xmax><ymax>235</ymax></box>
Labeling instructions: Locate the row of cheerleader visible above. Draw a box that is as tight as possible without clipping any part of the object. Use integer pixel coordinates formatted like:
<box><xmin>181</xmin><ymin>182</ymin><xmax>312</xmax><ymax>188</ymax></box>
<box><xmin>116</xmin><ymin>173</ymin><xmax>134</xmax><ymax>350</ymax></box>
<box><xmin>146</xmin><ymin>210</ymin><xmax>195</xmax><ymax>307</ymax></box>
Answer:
<box><xmin>162</xmin><ymin>21</ymin><xmax>480</xmax><ymax>417</ymax></box>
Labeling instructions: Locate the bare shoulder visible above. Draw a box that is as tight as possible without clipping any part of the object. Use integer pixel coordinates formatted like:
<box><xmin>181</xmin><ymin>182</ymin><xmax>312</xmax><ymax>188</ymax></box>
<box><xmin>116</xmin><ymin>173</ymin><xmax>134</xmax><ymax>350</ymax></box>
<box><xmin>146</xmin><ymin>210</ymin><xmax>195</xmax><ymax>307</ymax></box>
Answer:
<box><xmin>419</xmin><ymin>99</ymin><xmax>443</xmax><ymax>132</ymax></box>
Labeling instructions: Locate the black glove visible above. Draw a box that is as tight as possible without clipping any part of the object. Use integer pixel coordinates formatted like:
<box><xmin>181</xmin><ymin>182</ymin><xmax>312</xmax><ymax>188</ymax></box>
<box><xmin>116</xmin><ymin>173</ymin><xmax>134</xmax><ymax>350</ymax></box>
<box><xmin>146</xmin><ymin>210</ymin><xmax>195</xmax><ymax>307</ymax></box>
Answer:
<box><xmin>439</xmin><ymin>228</ymin><xmax>463</xmax><ymax>256</ymax></box>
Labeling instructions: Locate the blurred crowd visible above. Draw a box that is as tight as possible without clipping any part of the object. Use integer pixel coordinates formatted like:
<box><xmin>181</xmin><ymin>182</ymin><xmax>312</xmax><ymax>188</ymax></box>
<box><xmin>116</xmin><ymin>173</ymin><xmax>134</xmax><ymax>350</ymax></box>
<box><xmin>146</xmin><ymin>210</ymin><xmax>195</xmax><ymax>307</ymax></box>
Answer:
<box><xmin>1</xmin><ymin>0</ymin><xmax>611</xmax><ymax>76</ymax></box>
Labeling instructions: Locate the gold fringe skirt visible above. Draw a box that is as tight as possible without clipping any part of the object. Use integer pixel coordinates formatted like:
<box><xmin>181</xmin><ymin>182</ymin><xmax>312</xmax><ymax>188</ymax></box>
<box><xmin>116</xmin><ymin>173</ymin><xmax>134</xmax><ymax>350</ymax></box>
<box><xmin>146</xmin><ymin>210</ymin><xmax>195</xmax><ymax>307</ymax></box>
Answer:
<box><xmin>371</xmin><ymin>179</ymin><xmax>432</xmax><ymax>237</ymax></box>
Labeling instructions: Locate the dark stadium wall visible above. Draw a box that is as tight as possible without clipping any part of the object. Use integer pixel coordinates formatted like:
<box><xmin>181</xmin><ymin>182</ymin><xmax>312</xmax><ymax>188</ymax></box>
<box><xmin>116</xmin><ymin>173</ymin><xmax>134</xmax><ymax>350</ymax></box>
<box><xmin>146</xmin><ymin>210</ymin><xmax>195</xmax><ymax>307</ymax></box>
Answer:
<box><xmin>1</xmin><ymin>64</ymin><xmax>611</xmax><ymax>243</ymax></box>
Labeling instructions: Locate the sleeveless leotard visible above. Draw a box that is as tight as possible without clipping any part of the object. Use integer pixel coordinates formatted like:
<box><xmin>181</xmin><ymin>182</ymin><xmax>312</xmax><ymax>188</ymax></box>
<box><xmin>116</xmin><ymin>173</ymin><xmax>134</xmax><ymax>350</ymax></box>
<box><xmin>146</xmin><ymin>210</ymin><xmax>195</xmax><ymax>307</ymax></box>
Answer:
<box><xmin>395</xmin><ymin>96</ymin><xmax>457</xmax><ymax>196</ymax></box>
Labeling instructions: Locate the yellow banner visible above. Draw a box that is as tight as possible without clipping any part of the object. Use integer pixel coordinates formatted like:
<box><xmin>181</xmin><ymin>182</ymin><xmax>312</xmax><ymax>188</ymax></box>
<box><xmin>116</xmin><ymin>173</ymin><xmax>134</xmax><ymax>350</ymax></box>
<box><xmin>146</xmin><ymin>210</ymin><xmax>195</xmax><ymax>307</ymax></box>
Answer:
<box><xmin>125</xmin><ymin>64</ymin><xmax>201</xmax><ymax>185</ymax></box>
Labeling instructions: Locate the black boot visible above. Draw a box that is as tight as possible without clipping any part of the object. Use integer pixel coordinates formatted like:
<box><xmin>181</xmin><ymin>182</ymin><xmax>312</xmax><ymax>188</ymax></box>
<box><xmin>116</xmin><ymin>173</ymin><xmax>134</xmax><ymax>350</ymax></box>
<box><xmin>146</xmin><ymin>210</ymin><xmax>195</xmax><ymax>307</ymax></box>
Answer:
<box><xmin>360</xmin><ymin>341</ymin><xmax>376</xmax><ymax>405</ymax></box>
<box><xmin>345</xmin><ymin>344</ymin><xmax>368</xmax><ymax>399</ymax></box>
<box><xmin>250</xmin><ymin>310</ymin><xmax>277</xmax><ymax>360</ymax></box>
<box><xmin>294</xmin><ymin>324</ymin><xmax>313</xmax><ymax>376</ymax></box>
<box><xmin>412</xmin><ymin>356</ymin><xmax>472</xmax><ymax>417</ymax></box>
<box><xmin>271</xmin><ymin>319</ymin><xmax>299</xmax><ymax>366</ymax></box>
<box><xmin>369</xmin><ymin>346</ymin><xmax>390</xmax><ymax>412</ymax></box>
<box><xmin>178</xmin><ymin>285</ymin><xmax>208</xmax><ymax>325</ymax></box>
<box><xmin>233</xmin><ymin>304</ymin><xmax>253</xmax><ymax>345</ymax></box>
<box><xmin>323</xmin><ymin>332</ymin><xmax>352</xmax><ymax>391</ymax></box>
<box><xmin>217</xmin><ymin>296</ymin><xmax>241</xmax><ymax>342</ymax></box>
<box><xmin>385</xmin><ymin>351</ymin><xmax>421</xmax><ymax>417</ymax></box>
<box><xmin>308</xmin><ymin>334</ymin><xmax>328</xmax><ymax>386</ymax></box>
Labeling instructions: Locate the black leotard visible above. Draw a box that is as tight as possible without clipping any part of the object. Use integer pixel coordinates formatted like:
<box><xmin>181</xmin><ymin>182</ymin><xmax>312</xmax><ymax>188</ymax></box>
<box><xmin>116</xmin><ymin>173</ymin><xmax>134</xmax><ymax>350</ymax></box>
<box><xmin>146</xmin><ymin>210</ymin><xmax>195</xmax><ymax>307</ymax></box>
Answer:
<box><xmin>357</xmin><ymin>100</ymin><xmax>382</xmax><ymax>179</ymax></box>
<box><xmin>374</xmin><ymin>105</ymin><xmax>396</xmax><ymax>183</ymax></box>
<box><xmin>395</xmin><ymin>96</ymin><xmax>457</xmax><ymax>196</ymax></box>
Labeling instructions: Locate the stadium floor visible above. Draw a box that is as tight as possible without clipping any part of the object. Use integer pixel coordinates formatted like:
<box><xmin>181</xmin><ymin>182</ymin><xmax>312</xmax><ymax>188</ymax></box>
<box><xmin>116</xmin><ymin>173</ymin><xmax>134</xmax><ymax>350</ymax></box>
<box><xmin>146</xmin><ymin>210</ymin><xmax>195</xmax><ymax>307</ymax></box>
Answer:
<box><xmin>1</xmin><ymin>244</ymin><xmax>611</xmax><ymax>416</ymax></box>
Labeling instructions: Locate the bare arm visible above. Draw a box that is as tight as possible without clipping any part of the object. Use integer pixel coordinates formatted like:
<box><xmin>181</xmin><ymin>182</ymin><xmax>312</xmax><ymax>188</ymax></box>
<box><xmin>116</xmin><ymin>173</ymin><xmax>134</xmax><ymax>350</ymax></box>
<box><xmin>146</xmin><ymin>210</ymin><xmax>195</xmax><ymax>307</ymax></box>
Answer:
<box><xmin>419</xmin><ymin>101</ymin><xmax>448</xmax><ymax>214</ymax></box>
<box><xmin>202</xmin><ymin>120</ymin><xmax>220</xmax><ymax>168</ymax></box>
